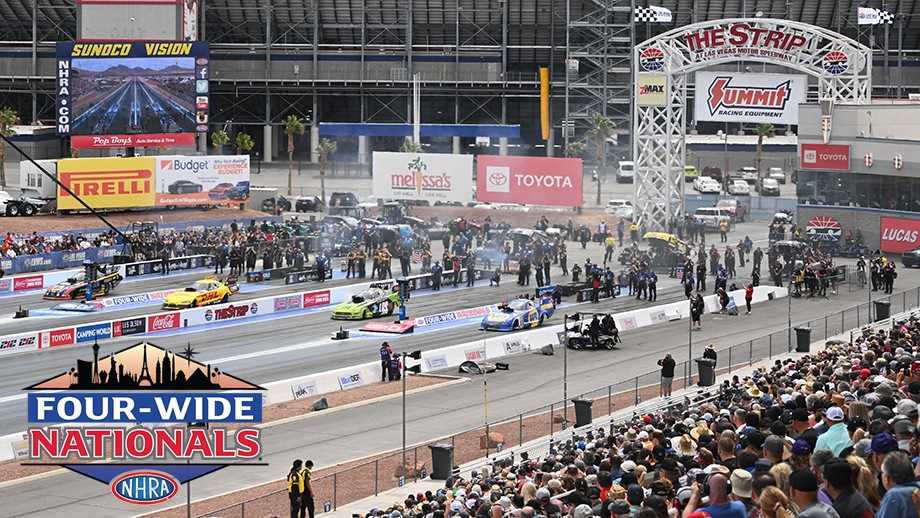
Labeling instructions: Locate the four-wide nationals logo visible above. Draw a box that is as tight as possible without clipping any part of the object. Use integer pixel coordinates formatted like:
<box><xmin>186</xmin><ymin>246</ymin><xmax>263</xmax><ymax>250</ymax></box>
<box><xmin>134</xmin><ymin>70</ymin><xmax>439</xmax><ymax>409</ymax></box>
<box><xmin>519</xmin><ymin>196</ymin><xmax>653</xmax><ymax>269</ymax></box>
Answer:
<box><xmin>25</xmin><ymin>341</ymin><xmax>264</xmax><ymax>505</ymax></box>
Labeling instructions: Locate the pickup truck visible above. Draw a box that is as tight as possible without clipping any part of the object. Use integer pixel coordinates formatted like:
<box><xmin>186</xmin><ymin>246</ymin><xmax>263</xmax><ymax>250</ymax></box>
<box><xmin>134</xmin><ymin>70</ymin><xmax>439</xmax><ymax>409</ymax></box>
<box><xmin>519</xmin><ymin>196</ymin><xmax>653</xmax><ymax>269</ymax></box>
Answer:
<box><xmin>694</xmin><ymin>207</ymin><xmax>733</xmax><ymax>232</ymax></box>
<box><xmin>716</xmin><ymin>198</ymin><xmax>748</xmax><ymax>222</ymax></box>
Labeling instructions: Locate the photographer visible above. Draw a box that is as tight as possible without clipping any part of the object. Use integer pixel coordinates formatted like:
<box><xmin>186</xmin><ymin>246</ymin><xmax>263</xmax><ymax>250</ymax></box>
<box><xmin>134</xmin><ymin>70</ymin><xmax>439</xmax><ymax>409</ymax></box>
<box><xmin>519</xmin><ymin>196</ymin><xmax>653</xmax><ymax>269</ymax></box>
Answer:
<box><xmin>681</xmin><ymin>474</ymin><xmax>746</xmax><ymax>518</ymax></box>
<box><xmin>658</xmin><ymin>353</ymin><xmax>676</xmax><ymax>398</ymax></box>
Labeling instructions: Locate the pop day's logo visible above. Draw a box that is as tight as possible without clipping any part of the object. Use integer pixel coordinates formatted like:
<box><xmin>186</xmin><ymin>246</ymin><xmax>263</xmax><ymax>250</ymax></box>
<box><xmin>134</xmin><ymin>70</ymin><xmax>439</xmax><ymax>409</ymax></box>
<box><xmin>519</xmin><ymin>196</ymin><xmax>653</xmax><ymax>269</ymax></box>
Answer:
<box><xmin>823</xmin><ymin>51</ymin><xmax>849</xmax><ymax>75</ymax></box>
<box><xmin>26</xmin><ymin>342</ymin><xmax>264</xmax><ymax>505</ymax></box>
<box><xmin>639</xmin><ymin>47</ymin><xmax>665</xmax><ymax>72</ymax></box>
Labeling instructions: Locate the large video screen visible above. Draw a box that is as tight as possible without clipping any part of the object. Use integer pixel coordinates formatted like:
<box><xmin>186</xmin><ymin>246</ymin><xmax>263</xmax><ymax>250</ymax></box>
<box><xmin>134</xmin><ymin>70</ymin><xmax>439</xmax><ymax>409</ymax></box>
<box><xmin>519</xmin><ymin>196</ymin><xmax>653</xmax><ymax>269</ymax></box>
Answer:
<box><xmin>56</xmin><ymin>42</ymin><xmax>209</xmax><ymax>149</ymax></box>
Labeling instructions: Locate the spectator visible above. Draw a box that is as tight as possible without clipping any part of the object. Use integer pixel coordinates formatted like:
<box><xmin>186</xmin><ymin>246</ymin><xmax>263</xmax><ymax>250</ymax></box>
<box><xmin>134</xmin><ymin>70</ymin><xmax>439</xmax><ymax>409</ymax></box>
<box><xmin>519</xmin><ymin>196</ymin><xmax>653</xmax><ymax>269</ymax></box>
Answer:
<box><xmin>876</xmin><ymin>452</ymin><xmax>918</xmax><ymax>518</ymax></box>
<box><xmin>822</xmin><ymin>458</ymin><xmax>875</xmax><ymax>518</ymax></box>
<box><xmin>788</xmin><ymin>469</ymin><xmax>839</xmax><ymax>518</ymax></box>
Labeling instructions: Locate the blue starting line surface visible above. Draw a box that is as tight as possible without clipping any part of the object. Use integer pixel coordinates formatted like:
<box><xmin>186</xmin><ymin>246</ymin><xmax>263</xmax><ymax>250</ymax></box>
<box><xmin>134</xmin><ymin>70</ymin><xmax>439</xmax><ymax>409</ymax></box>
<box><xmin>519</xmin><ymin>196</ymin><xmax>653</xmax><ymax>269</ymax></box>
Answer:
<box><xmin>27</xmin><ymin>283</ymin><xmax>276</xmax><ymax>318</ymax></box>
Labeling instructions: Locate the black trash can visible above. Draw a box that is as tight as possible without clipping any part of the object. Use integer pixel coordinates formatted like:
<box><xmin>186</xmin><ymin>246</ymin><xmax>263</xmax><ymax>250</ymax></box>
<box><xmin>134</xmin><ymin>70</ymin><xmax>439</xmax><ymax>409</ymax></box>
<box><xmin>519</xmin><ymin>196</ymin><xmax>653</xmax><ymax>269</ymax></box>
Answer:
<box><xmin>572</xmin><ymin>398</ymin><xmax>593</xmax><ymax>428</ymax></box>
<box><xmin>795</xmin><ymin>326</ymin><xmax>811</xmax><ymax>353</ymax></box>
<box><xmin>428</xmin><ymin>443</ymin><xmax>455</xmax><ymax>480</ymax></box>
<box><xmin>696</xmin><ymin>358</ymin><xmax>716</xmax><ymax>387</ymax></box>
<box><xmin>874</xmin><ymin>300</ymin><xmax>891</xmax><ymax>322</ymax></box>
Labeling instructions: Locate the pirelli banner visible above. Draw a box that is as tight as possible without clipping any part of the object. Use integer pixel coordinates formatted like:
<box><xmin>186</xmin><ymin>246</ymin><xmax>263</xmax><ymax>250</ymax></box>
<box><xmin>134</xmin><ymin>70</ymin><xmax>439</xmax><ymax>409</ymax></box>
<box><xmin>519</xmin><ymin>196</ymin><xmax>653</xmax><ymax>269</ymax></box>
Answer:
<box><xmin>693</xmin><ymin>72</ymin><xmax>807</xmax><ymax>125</ymax></box>
<box><xmin>56</xmin><ymin>155</ymin><xmax>249</xmax><ymax>210</ymax></box>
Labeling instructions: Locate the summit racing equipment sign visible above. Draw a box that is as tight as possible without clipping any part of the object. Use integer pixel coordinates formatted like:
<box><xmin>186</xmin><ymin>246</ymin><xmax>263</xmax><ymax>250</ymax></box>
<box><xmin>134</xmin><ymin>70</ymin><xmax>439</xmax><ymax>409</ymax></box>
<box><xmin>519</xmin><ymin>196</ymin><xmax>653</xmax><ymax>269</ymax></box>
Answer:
<box><xmin>880</xmin><ymin>217</ymin><xmax>920</xmax><ymax>254</ymax></box>
<box><xmin>57</xmin><ymin>157</ymin><xmax>156</xmax><ymax>210</ymax></box>
<box><xmin>694</xmin><ymin>72</ymin><xmax>806</xmax><ymax>125</ymax></box>
<box><xmin>25</xmin><ymin>341</ymin><xmax>264</xmax><ymax>505</ymax></box>
<box><xmin>56</xmin><ymin>42</ymin><xmax>209</xmax><ymax>149</ymax></box>
<box><xmin>477</xmin><ymin>155</ymin><xmax>583</xmax><ymax>207</ymax></box>
<box><xmin>372</xmin><ymin>152</ymin><xmax>473</xmax><ymax>204</ymax></box>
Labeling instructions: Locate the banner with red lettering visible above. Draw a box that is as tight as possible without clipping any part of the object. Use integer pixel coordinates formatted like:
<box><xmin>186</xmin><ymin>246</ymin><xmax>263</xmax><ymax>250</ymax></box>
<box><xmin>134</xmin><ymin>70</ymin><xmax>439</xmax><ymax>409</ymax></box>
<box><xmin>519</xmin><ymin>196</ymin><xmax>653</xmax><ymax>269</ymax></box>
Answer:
<box><xmin>694</xmin><ymin>72</ymin><xmax>806</xmax><ymax>125</ymax></box>
<box><xmin>372</xmin><ymin>152</ymin><xmax>473</xmax><ymax>204</ymax></box>
<box><xmin>880</xmin><ymin>217</ymin><xmax>920</xmax><ymax>254</ymax></box>
<box><xmin>476</xmin><ymin>156</ymin><xmax>583</xmax><ymax>207</ymax></box>
<box><xmin>800</xmin><ymin>143</ymin><xmax>850</xmax><ymax>171</ymax></box>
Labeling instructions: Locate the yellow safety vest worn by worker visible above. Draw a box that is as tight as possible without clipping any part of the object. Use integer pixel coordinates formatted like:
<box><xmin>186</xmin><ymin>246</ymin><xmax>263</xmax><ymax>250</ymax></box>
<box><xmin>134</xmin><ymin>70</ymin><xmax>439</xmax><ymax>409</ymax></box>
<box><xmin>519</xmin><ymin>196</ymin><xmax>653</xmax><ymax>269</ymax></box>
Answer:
<box><xmin>302</xmin><ymin>467</ymin><xmax>312</xmax><ymax>495</ymax></box>
<box><xmin>720</xmin><ymin>220</ymin><xmax>728</xmax><ymax>231</ymax></box>
<box><xmin>605</xmin><ymin>236</ymin><xmax>615</xmax><ymax>247</ymax></box>
<box><xmin>288</xmin><ymin>469</ymin><xmax>304</xmax><ymax>495</ymax></box>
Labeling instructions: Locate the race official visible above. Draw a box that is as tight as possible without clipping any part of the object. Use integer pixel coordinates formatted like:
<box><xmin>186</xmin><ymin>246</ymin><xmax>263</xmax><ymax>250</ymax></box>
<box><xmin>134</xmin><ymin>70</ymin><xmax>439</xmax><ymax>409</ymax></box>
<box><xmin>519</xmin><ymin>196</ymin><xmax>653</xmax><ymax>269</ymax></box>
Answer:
<box><xmin>346</xmin><ymin>250</ymin><xmax>357</xmax><ymax>278</ymax></box>
<box><xmin>288</xmin><ymin>459</ymin><xmax>305</xmax><ymax>518</ymax></box>
<box><xmin>379</xmin><ymin>342</ymin><xmax>393</xmax><ymax>382</ymax></box>
<box><xmin>431</xmin><ymin>261</ymin><xmax>443</xmax><ymax>290</ymax></box>
<box><xmin>299</xmin><ymin>460</ymin><xmax>315</xmax><ymax>518</ymax></box>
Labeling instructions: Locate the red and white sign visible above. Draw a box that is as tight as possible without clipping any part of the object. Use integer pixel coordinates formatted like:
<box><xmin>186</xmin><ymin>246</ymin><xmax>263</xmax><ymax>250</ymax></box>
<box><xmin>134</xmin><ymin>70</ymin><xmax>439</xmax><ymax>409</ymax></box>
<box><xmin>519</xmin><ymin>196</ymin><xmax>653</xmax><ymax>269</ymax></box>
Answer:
<box><xmin>44</xmin><ymin>328</ymin><xmax>75</xmax><ymax>348</ymax></box>
<box><xmin>881</xmin><ymin>217</ymin><xmax>920</xmax><ymax>254</ymax></box>
<box><xmin>13</xmin><ymin>275</ymin><xmax>44</xmax><ymax>292</ymax></box>
<box><xmin>303</xmin><ymin>289</ymin><xmax>331</xmax><ymax>308</ymax></box>
<box><xmin>805</xmin><ymin>216</ymin><xmax>842</xmax><ymax>241</ymax></box>
<box><xmin>476</xmin><ymin>156</ymin><xmax>583</xmax><ymax>207</ymax></box>
<box><xmin>147</xmin><ymin>313</ymin><xmax>180</xmax><ymax>332</ymax></box>
<box><xmin>359</xmin><ymin>322</ymin><xmax>415</xmax><ymax>334</ymax></box>
<box><xmin>801</xmin><ymin>143</ymin><xmax>850</xmax><ymax>171</ymax></box>
<box><xmin>694</xmin><ymin>72</ymin><xmax>806</xmax><ymax>125</ymax></box>
<box><xmin>71</xmin><ymin>133</ymin><xmax>197</xmax><ymax>149</ymax></box>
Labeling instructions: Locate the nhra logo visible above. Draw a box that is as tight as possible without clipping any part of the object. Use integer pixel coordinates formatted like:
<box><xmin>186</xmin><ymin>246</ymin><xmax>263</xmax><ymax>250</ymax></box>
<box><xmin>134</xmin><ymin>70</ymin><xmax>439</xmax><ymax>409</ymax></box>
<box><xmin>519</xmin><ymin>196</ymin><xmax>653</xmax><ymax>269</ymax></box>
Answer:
<box><xmin>823</xmin><ymin>51</ymin><xmax>849</xmax><ymax>75</ymax></box>
<box><xmin>640</xmin><ymin>47</ymin><xmax>665</xmax><ymax>72</ymax></box>
<box><xmin>707</xmin><ymin>77</ymin><xmax>791</xmax><ymax>115</ymax></box>
<box><xmin>111</xmin><ymin>470</ymin><xmax>178</xmax><ymax>505</ymax></box>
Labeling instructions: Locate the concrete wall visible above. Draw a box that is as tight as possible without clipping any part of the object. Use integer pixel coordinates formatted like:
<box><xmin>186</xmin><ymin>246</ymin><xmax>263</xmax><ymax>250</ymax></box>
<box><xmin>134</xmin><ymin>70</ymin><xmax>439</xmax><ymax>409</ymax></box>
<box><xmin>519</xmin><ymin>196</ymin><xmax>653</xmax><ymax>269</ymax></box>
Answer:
<box><xmin>796</xmin><ymin>204</ymin><xmax>920</xmax><ymax>252</ymax></box>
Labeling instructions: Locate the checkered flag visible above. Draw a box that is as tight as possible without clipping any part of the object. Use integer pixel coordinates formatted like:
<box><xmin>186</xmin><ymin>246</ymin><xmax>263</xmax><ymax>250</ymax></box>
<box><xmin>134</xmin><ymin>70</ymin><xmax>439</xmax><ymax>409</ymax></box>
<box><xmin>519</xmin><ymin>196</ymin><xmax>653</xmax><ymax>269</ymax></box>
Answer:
<box><xmin>879</xmin><ymin>10</ymin><xmax>895</xmax><ymax>24</ymax></box>
<box><xmin>634</xmin><ymin>5</ymin><xmax>672</xmax><ymax>23</ymax></box>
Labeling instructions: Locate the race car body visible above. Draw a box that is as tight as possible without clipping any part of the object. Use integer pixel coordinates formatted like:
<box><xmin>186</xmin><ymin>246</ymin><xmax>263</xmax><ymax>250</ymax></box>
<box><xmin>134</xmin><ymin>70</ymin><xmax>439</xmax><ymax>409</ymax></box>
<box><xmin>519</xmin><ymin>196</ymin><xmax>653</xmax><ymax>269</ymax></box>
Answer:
<box><xmin>331</xmin><ymin>284</ymin><xmax>400</xmax><ymax>320</ymax></box>
<box><xmin>43</xmin><ymin>266</ymin><xmax>123</xmax><ymax>300</ymax></box>
<box><xmin>479</xmin><ymin>297</ymin><xmax>555</xmax><ymax>331</ymax></box>
<box><xmin>162</xmin><ymin>276</ymin><xmax>239</xmax><ymax>310</ymax></box>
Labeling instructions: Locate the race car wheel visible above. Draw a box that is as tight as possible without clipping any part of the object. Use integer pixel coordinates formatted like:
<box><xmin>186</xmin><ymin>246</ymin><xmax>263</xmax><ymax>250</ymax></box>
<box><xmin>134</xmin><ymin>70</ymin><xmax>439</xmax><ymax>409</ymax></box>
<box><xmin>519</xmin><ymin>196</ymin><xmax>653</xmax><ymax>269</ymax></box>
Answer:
<box><xmin>539</xmin><ymin>315</ymin><xmax>545</xmax><ymax>327</ymax></box>
<box><xmin>191</xmin><ymin>300</ymin><xmax>198</xmax><ymax>308</ymax></box>
<box><xmin>221</xmin><ymin>294</ymin><xmax>229</xmax><ymax>303</ymax></box>
<box><xmin>512</xmin><ymin>320</ymin><xmax>520</xmax><ymax>330</ymax></box>
<box><xmin>364</xmin><ymin>308</ymin><xmax>373</xmax><ymax>319</ymax></box>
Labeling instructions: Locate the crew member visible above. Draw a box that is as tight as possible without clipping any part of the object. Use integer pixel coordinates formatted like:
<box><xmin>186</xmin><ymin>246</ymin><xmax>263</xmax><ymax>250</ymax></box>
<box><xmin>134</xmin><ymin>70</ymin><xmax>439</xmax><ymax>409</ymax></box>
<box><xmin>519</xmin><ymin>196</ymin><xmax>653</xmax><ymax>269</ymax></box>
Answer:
<box><xmin>299</xmin><ymin>460</ymin><xmax>315</xmax><ymax>518</ymax></box>
<box><xmin>431</xmin><ymin>261</ymin><xmax>443</xmax><ymax>290</ymax></box>
<box><xmin>389</xmin><ymin>353</ymin><xmax>402</xmax><ymax>381</ymax></box>
<box><xmin>346</xmin><ymin>249</ymin><xmax>357</xmax><ymax>278</ymax></box>
<box><xmin>379</xmin><ymin>342</ymin><xmax>393</xmax><ymax>382</ymax></box>
<box><xmin>288</xmin><ymin>459</ymin><xmax>305</xmax><ymax>518</ymax></box>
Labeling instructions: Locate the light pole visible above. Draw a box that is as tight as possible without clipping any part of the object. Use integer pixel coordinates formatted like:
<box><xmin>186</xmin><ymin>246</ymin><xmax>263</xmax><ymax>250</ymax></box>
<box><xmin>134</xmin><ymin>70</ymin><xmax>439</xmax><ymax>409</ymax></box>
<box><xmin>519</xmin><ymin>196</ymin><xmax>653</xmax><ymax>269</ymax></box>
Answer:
<box><xmin>717</xmin><ymin>128</ymin><xmax>729</xmax><ymax>193</ymax></box>
<box><xmin>687</xmin><ymin>297</ymin><xmax>693</xmax><ymax>387</ymax></box>
<box><xmin>563</xmin><ymin>313</ymin><xmax>579</xmax><ymax>427</ymax></box>
<box><xmin>400</xmin><ymin>350</ymin><xmax>422</xmax><ymax>481</ymax></box>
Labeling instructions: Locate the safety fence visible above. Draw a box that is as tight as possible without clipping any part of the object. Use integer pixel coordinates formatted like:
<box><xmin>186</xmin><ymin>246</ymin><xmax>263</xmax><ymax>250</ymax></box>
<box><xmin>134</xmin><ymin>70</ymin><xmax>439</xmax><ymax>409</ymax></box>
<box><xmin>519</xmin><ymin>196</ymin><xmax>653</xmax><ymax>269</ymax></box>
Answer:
<box><xmin>191</xmin><ymin>284</ymin><xmax>920</xmax><ymax>518</ymax></box>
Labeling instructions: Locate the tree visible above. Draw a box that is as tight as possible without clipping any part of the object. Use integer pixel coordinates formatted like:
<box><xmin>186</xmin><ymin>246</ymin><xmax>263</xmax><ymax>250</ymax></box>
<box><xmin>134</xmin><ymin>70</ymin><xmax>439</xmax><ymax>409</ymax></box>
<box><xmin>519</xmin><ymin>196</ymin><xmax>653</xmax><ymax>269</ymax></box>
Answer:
<box><xmin>754</xmin><ymin>123</ymin><xmax>775</xmax><ymax>178</ymax></box>
<box><xmin>282</xmin><ymin>115</ymin><xmax>306</xmax><ymax>195</ymax></box>
<box><xmin>211</xmin><ymin>130</ymin><xmax>230</xmax><ymax>154</ymax></box>
<box><xmin>316</xmin><ymin>138</ymin><xmax>337</xmax><ymax>206</ymax></box>
<box><xmin>0</xmin><ymin>107</ymin><xmax>19</xmax><ymax>188</ymax></box>
<box><xmin>235</xmin><ymin>132</ymin><xmax>254</xmax><ymax>155</ymax></box>
<box><xmin>564</xmin><ymin>141</ymin><xmax>585</xmax><ymax>158</ymax></box>
<box><xmin>399</xmin><ymin>137</ymin><xmax>423</xmax><ymax>153</ymax></box>
<box><xmin>585</xmin><ymin>113</ymin><xmax>614</xmax><ymax>205</ymax></box>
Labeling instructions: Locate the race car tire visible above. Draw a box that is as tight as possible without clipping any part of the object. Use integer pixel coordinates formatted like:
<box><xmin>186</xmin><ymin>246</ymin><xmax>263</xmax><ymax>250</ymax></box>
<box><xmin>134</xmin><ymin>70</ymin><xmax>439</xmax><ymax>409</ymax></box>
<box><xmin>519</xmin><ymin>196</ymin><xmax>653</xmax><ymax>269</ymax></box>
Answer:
<box><xmin>221</xmin><ymin>294</ymin><xmax>229</xmax><ymax>303</ymax></box>
<box><xmin>191</xmin><ymin>300</ymin><xmax>198</xmax><ymax>308</ymax></box>
<box><xmin>512</xmin><ymin>320</ymin><xmax>520</xmax><ymax>330</ymax></box>
<box><xmin>364</xmin><ymin>308</ymin><xmax>373</xmax><ymax>319</ymax></box>
<box><xmin>539</xmin><ymin>315</ymin><xmax>545</xmax><ymax>327</ymax></box>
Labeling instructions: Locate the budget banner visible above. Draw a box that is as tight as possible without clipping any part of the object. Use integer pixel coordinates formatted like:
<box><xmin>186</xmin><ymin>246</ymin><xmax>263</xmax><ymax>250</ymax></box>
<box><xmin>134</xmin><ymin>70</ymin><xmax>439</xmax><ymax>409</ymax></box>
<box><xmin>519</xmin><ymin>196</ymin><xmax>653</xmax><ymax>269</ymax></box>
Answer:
<box><xmin>57</xmin><ymin>157</ymin><xmax>156</xmax><ymax>210</ymax></box>
<box><xmin>372</xmin><ymin>152</ymin><xmax>473</xmax><ymax>204</ymax></box>
<box><xmin>155</xmin><ymin>155</ymin><xmax>250</xmax><ymax>206</ymax></box>
<box><xmin>476</xmin><ymin>156</ymin><xmax>583</xmax><ymax>207</ymax></box>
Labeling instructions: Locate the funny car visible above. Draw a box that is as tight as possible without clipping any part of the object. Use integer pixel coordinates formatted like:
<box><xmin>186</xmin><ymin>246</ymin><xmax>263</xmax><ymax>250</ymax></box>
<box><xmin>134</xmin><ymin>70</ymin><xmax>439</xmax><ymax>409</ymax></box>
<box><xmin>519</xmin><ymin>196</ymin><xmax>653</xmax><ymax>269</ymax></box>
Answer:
<box><xmin>331</xmin><ymin>283</ymin><xmax>400</xmax><ymax>320</ymax></box>
<box><xmin>43</xmin><ymin>264</ymin><xmax>123</xmax><ymax>300</ymax></box>
<box><xmin>479</xmin><ymin>296</ymin><xmax>556</xmax><ymax>331</ymax></box>
<box><xmin>162</xmin><ymin>276</ymin><xmax>239</xmax><ymax>310</ymax></box>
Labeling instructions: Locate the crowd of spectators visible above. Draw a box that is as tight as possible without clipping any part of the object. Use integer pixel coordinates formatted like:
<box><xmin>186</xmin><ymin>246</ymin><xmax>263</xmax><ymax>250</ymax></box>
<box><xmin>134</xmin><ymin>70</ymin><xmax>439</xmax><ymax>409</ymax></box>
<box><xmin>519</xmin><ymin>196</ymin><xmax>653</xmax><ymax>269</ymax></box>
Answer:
<box><xmin>368</xmin><ymin>317</ymin><xmax>920</xmax><ymax>518</ymax></box>
<box><xmin>2</xmin><ymin>231</ymin><xmax>122</xmax><ymax>258</ymax></box>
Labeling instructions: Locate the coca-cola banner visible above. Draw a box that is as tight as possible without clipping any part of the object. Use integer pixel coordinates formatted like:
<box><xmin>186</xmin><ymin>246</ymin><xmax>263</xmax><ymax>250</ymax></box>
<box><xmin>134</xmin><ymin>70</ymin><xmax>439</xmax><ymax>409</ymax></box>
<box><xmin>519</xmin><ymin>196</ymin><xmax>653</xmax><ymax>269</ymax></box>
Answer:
<box><xmin>880</xmin><ymin>217</ymin><xmax>920</xmax><ymax>254</ymax></box>
<box><xmin>476</xmin><ymin>156</ymin><xmax>584</xmax><ymax>207</ymax></box>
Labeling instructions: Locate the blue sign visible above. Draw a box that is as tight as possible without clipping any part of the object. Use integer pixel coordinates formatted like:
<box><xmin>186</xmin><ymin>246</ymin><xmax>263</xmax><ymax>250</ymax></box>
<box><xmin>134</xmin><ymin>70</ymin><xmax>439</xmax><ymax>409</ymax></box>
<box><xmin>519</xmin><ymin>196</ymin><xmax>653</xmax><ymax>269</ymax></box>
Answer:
<box><xmin>75</xmin><ymin>323</ymin><xmax>113</xmax><ymax>343</ymax></box>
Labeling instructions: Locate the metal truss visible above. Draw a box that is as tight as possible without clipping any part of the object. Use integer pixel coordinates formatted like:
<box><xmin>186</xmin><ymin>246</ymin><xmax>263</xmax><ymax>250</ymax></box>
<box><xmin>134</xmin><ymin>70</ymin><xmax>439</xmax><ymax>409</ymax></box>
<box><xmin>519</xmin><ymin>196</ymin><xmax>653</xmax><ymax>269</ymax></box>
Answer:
<box><xmin>633</xmin><ymin>18</ymin><xmax>872</xmax><ymax>232</ymax></box>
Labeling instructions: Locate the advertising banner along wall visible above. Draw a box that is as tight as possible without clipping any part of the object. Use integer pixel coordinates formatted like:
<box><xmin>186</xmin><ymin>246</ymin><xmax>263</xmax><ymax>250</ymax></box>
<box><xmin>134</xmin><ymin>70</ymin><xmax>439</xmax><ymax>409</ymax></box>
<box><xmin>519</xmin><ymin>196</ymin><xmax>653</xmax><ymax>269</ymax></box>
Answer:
<box><xmin>800</xmin><ymin>143</ymin><xmax>850</xmax><ymax>171</ymax></box>
<box><xmin>694</xmin><ymin>72</ymin><xmax>807</xmax><ymax>125</ymax></box>
<box><xmin>56</xmin><ymin>41</ymin><xmax>210</xmax><ymax>148</ymax></box>
<box><xmin>476</xmin><ymin>155</ymin><xmax>584</xmax><ymax>207</ymax></box>
<box><xmin>57</xmin><ymin>156</ymin><xmax>249</xmax><ymax>210</ymax></box>
<box><xmin>880</xmin><ymin>217</ymin><xmax>920</xmax><ymax>254</ymax></box>
<box><xmin>372</xmin><ymin>152</ymin><xmax>473</xmax><ymax>204</ymax></box>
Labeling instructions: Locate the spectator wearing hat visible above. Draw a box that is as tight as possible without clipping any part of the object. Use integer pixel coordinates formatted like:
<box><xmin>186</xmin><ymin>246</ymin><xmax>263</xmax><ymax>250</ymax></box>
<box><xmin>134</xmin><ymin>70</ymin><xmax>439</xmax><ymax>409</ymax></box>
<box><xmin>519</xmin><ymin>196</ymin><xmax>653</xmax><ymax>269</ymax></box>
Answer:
<box><xmin>814</xmin><ymin>407</ymin><xmax>851</xmax><ymax>456</ymax></box>
<box><xmin>789</xmin><ymin>439</ymin><xmax>812</xmax><ymax>471</ymax></box>
<box><xmin>729</xmin><ymin>469</ymin><xmax>754</xmax><ymax>514</ymax></box>
<box><xmin>876</xmin><ymin>452</ymin><xmax>919</xmax><ymax>518</ymax></box>
<box><xmin>682</xmin><ymin>473</ymin><xmax>746</xmax><ymax>518</ymax></box>
<box><xmin>762</xmin><ymin>436</ymin><xmax>787</xmax><ymax>466</ymax></box>
<box><xmin>821</xmin><ymin>459</ymin><xmax>874</xmax><ymax>518</ymax></box>
<box><xmin>788</xmin><ymin>469</ymin><xmax>840</xmax><ymax>518</ymax></box>
<box><xmin>608</xmin><ymin>499</ymin><xmax>631</xmax><ymax>518</ymax></box>
<box><xmin>626</xmin><ymin>484</ymin><xmax>646</xmax><ymax>514</ymax></box>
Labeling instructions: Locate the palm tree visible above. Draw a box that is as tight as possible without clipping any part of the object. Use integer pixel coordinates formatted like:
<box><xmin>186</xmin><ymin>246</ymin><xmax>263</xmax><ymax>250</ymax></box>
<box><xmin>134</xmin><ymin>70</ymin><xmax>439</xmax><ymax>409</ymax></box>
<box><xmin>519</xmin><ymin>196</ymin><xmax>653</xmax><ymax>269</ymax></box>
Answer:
<box><xmin>585</xmin><ymin>113</ymin><xmax>614</xmax><ymax>205</ymax></box>
<box><xmin>754</xmin><ymin>123</ymin><xmax>775</xmax><ymax>178</ymax></box>
<box><xmin>0</xmin><ymin>107</ymin><xmax>19</xmax><ymax>188</ymax></box>
<box><xmin>282</xmin><ymin>115</ymin><xmax>306</xmax><ymax>195</ymax></box>
<box><xmin>235</xmin><ymin>132</ymin><xmax>254</xmax><ymax>155</ymax></box>
<box><xmin>399</xmin><ymin>137</ymin><xmax>423</xmax><ymax>153</ymax></box>
<box><xmin>564</xmin><ymin>141</ymin><xmax>585</xmax><ymax>158</ymax></box>
<box><xmin>211</xmin><ymin>130</ymin><xmax>230</xmax><ymax>155</ymax></box>
<box><xmin>316</xmin><ymin>138</ymin><xmax>337</xmax><ymax>206</ymax></box>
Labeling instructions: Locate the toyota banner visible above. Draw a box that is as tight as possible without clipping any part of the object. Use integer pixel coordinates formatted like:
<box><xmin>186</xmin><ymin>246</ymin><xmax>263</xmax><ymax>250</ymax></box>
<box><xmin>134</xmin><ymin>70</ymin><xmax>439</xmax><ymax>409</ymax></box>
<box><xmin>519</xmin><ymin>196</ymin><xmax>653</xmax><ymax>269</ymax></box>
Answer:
<box><xmin>476</xmin><ymin>156</ymin><xmax>583</xmax><ymax>207</ymax></box>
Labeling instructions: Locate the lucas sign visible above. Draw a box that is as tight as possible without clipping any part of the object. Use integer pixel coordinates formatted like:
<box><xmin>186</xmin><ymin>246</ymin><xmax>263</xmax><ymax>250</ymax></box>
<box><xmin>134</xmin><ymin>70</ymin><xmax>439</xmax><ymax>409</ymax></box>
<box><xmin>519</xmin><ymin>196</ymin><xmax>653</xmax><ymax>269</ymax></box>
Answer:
<box><xmin>695</xmin><ymin>72</ymin><xmax>806</xmax><ymax>125</ymax></box>
<box><xmin>880</xmin><ymin>217</ymin><xmax>920</xmax><ymax>254</ymax></box>
<box><xmin>476</xmin><ymin>156</ymin><xmax>583</xmax><ymax>207</ymax></box>
<box><xmin>372</xmin><ymin>152</ymin><xmax>473</xmax><ymax>204</ymax></box>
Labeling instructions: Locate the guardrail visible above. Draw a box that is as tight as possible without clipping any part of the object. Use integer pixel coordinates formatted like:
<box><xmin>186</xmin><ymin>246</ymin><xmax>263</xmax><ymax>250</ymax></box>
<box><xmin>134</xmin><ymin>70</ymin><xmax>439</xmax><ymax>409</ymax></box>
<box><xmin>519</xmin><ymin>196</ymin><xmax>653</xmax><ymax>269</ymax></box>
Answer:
<box><xmin>192</xmin><ymin>284</ymin><xmax>920</xmax><ymax>518</ymax></box>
